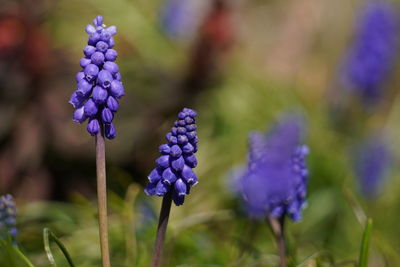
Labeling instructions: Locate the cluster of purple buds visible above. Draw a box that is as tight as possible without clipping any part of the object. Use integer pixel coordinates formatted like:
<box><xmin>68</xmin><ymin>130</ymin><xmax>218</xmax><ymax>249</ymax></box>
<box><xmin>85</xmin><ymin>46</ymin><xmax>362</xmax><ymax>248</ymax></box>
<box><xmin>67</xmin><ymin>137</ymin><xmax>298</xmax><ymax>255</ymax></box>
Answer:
<box><xmin>0</xmin><ymin>195</ymin><xmax>17</xmax><ymax>244</ymax></box>
<box><xmin>145</xmin><ymin>108</ymin><xmax>199</xmax><ymax>206</ymax></box>
<box><xmin>69</xmin><ymin>15</ymin><xmax>124</xmax><ymax>139</ymax></box>
<box><xmin>239</xmin><ymin>115</ymin><xmax>309</xmax><ymax>221</ymax></box>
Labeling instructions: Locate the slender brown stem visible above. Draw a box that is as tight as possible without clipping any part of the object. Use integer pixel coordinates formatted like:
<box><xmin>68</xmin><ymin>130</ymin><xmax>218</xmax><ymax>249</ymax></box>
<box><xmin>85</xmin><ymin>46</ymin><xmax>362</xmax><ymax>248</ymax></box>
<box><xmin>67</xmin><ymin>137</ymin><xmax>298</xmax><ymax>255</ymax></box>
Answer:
<box><xmin>96</xmin><ymin>128</ymin><xmax>110</xmax><ymax>267</ymax></box>
<box><xmin>267</xmin><ymin>215</ymin><xmax>287</xmax><ymax>267</ymax></box>
<box><xmin>151</xmin><ymin>192</ymin><xmax>172</xmax><ymax>267</ymax></box>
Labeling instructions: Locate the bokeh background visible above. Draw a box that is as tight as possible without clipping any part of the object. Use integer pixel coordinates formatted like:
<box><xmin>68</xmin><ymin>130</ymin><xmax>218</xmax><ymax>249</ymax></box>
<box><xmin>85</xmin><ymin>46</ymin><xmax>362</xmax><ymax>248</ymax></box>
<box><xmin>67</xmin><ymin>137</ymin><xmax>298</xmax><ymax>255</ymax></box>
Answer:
<box><xmin>1</xmin><ymin>0</ymin><xmax>400</xmax><ymax>266</ymax></box>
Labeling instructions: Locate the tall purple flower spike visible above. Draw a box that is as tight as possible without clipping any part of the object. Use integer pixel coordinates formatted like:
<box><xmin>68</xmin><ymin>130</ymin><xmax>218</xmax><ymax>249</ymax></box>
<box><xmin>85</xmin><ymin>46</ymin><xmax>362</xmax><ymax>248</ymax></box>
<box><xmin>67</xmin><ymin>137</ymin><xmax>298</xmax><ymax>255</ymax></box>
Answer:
<box><xmin>0</xmin><ymin>194</ymin><xmax>17</xmax><ymax>245</ymax></box>
<box><xmin>238</xmin><ymin>115</ymin><xmax>309</xmax><ymax>221</ymax></box>
<box><xmin>341</xmin><ymin>1</ymin><xmax>399</xmax><ymax>104</ymax></box>
<box><xmin>145</xmin><ymin>108</ymin><xmax>199</xmax><ymax>206</ymax></box>
<box><xmin>69</xmin><ymin>15</ymin><xmax>123</xmax><ymax>139</ymax></box>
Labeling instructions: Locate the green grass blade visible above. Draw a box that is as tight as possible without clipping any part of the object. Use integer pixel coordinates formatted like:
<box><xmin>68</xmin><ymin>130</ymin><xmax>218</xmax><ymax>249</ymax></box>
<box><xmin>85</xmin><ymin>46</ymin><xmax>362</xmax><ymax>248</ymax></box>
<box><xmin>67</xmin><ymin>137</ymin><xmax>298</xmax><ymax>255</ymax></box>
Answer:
<box><xmin>43</xmin><ymin>228</ymin><xmax>75</xmax><ymax>267</ymax></box>
<box><xmin>359</xmin><ymin>218</ymin><xmax>373</xmax><ymax>267</ymax></box>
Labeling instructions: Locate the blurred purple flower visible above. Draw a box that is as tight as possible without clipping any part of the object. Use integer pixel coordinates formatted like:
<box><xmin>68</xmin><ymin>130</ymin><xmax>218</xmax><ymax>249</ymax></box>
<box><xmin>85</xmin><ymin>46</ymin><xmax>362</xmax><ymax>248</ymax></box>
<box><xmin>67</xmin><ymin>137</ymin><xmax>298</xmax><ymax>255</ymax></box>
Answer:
<box><xmin>160</xmin><ymin>0</ymin><xmax>203</xmax><ymax>40</ymax></box>
<box><xmin>145</xmin><ymin>108</ymin><xmax>199</xmax><ymax>206</ymax></box>
<box><xmin>341</xmin><ymin>1</ymin><xmax>399</xmax><ymax>104</ymax></box>
<box><xmin>69</xmin><ymin>15</ymin><xmax>124</xmax><ymax>139</ymax></box>
<box><xmin>354</xmin><ymin>136</ymin><xmax>392</xmax><ymax>198</ymax></box>
<box><xmin>238</xmin><ymin>115</ymin><xmax>309</xmax><ymax>221</ymax></box>
<box><xmin>0</xmin><ymin>194</ymin><xmax>17</xmax><ymax>244</ymax></box>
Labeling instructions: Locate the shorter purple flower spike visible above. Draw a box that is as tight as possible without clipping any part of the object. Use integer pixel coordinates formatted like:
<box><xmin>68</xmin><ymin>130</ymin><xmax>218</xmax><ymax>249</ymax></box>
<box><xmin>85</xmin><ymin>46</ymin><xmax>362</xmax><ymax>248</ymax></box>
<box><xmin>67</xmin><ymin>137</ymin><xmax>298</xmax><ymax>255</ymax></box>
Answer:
<box><xmin>70</xmin><ymin>16</ymin><xmax>124</xmax><ymax>139</ymax></box>
<box><xmin>145</xmin><ymin>108</ymin><xmax>199</xmax><ymax>206</ymax></box>
<box><xmin>237</xmin><ymin>114</ymin><xmax>309</xmax><ymax>222</ymax></box>
<box><xmin>0</xmin><ymin>195</ymin><xmax>18</xmax><ymax>245</ymax></box>
<box><xmin>353</xmin><ymin>135</ymin><xmax>392</xmax><ymax>198</ymax></box>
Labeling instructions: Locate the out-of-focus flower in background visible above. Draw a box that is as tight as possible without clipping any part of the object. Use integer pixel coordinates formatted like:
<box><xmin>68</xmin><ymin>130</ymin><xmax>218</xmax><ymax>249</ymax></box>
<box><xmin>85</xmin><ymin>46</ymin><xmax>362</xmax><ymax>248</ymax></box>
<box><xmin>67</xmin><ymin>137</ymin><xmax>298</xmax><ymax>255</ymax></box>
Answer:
<box><xmin>145</xmin><ymin>108</ymin><xmax>199</xmax><ymax>206</ymax></box>
<box><xmin>353</xmin><ymin>135</ymin><xmax>392</xmax><ymax>199</ymax></box>
<box><xmin>0</xmin><ymin>194</ymin><xmax>17</xmax><ymax>245</ymax></box>
<box><xmin>237</xmin><ymin>115</ymin><xmax>309</xmax><ymax>221</ymax></box>
<box><xmin>160</xmin><ymin>0</ymin><xmax>207</xmax><ymax>41</ymax></box>
<box><xmin>340</xmin><ymin>1</ymin><xmax>399</xmax><ymax>105</ymax></box>
<box><xmin>70</xmin><ymin>15</ymin><xmax>124</xmax><ymax>139</ymax></box>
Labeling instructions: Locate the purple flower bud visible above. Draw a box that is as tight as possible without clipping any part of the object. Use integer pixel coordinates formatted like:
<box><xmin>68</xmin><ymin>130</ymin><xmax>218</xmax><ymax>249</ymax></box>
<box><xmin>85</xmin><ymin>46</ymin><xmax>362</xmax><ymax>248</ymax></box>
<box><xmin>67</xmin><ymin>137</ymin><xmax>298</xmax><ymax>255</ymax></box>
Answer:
<box><xmin>88</xmin><ymin>33</ymin><xmax>100</xmax><ymax>45</ymax></box>
<box><xmin>184</xmin><ymin>154</ymin><xmax>197</xmax><ymax>168</ymax></box>
<box><xmin>83</xmin><ymin>45</ymin><xmax>96</xmax><ymax>57</ymax></box>
<box><xmin>171</xmin><ymin>156</ymin><xmax>184</xmax><ymax>171</ymax></box>
<box><xmin>87</xmin><ymin>118</ymin><xmax>100</xmax><ymax>135</ymax></box>
<box><xmin>85</xmin><ymin>24</ymin><xmax>96</xmax><ymax>34</ymax></box>
<box><xmin>77</xmin><ymin>79</ymin><xmax>93</xmax><ymax>96</ymax></box>
<box><xmin>173</xmin><ymin>193</ymin><xmax>185</xmax><ymax>206</ymax></box>
<box><xmin>91</xmin><ymin>51</ymin><xmax>105</xmax><ymax>65</ymax></box>
<box><xmin>97</xmin><ymin>70</ymin><xmax>113</xmax><ymax>88</ymax></box>
<box><xmin>73</xmin><ymin>106</ymin><xmax>86</xmax><ymax>123</ymax></box>
<box><xmin>110</xmin><ymin>80</ymin><xmax>124</xmax><ymax>98</ymax></box>
<box><xmin>69</xmin><ymin>91</ymin><xmax>87</xmax><ymax>108</ymax></box>
<box><xmin>177</xmin><ymin>135</ymin><xmax>188</xmax><ymax>145</ymax></box>
<box><xmin>177</xmin><ymin>127</ymin><xmax>186</xmax><ymax>134</ymax></box>
<box><xmin>156</xmin><ymin>155</ymin><xmax>170</xmax><ymax>168</ymax></box>
<box><xmin>159</xmin><ymin>144</ymin><xmax>171</xmax><ymax>154</ymax></box>
<box><xmin>105</xmin><ymin>123</ymin><xmax>116</xmax><ymax>139</ymax></box>
<box><xmin>185</xmin><ymin>117</ymin><xmax>194</xmax><ymax>124</ymax></box>
<box><xmin>144</xmin><ymin>182</ymin><xmax>157</xmax><ymax>195</ymax></box>
<box><xmin>174</xmin><ymin>179</ymin><xmax>187</xmax><ymax>196</ymax></box>
<box><xmin>106</xmin><ymin>26</ymin><xmax>117</xmax><ymax>35</ymax></box>
<box><xmin>96</xmin><ymin>41</ymin><xmax>109</xmax><ymax>52</ymax></box>
<box><xmin>103</xmin><ymin>61</ymin><xmax>119</xmax><ymax>74</ymax></box>
<box><xmin>109</xmin><ymin>37</ymin><xmax>115</xmax><ymax>48</ymax></box>
<box><xmin>105</xmin><ymin>49</ymin><xmax>118</xmax><ymax>61</ymax></box>
<box><xmin>186</xmin><ymin>131</ymin><xmax>196</xmax><ymax>140</ymax></box>
<box><xmin>106</xmin><ymin>96</ymin><xmax>119</xmax><ymax>112</ymax></box>
<box><xmin>83</xmin><ymin>98</ymin><xmax>98</xmax><ymax>117</ymax></box>
<box><xmin>94</xmin><ymin>15</ymin><xmax>103</xmax><ymax>27</ymax></box>
<box><xmin>76</xmin><ymin>71</ymin><xmax>85</xmax><ymax>82</ymax></box>
<box><xmin>182</xmin><ymin>164</ymin><xmax>197</xmax><ymax>185</ymax></box>
<box><xmin>183</xmin><ymin>108</ymin><xmax>197</xmax><ymax>118</ymax></box>
<box><xmin>170</xmin><ymin>145</ymin><xmax>182</xmax><ymax>157</ymax></box>
<box><xmin>84</xmin><ymin>64</ymin><xmax>99</xmax><ymax>81</ymax></box>
<box><xmin>80</xmin><ymin>57</ymin><xmax>91</xmax><ymax>68</ymax></box>
<box><xmin>92</xmin><ymin>86</ymin><xmax>108</xmax><ymax>104</ymax></box>
<box><xmin>100</xmin><ymin>30</ymin><xmax>112</xmax><ymax>41</ymax></box>
<box><xmin>177</xmin><ymin>120</ymin><xmax>185</xmax><ymax>126</ymax></box>
<box><xmin>114</xmin><ymin>72</ymin><xmax>122</xmax><ymax>81</ymax></box>
<box><xmin>155</xmin><ymin>180</ymin><xmax>170</xmax><ymax>196</ymax></box>
<box><xmin>101</xmin><ymin>108</ymin><xmax>114</xmax><ymax>123</ymax></box>
<box><xmin>162</xmin><ymin>168</ymin><xmax>177</xmax><ymax>184</ymax></box>
<box><xmin>148</xmin><ymin>168</ymin><xmax>163</xmax><ymax>183</ymax></box>
<box><xmin>186</xmin><ymin>124</ymin><xmax>197</xmax><ymax>131</ymax></box>
<box><xmin>182</xmin><ymin>143</ymin><xmax>194</xmax><ymax>154</ymax></box>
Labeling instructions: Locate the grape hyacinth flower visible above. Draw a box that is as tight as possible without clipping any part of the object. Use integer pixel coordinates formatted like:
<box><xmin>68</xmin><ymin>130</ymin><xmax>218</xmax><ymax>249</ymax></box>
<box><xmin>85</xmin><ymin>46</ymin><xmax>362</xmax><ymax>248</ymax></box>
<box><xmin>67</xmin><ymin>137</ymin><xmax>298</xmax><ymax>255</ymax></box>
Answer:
<box><xmin>145</xmin><ymin>108</ymin><xmax>199</xmax><ymax>206</ymax></box>
<box><xmin>239</xmin><ymin>116</ymin><xmax>309</xmax><ymax>221</ymax></box>
<box><xmin>69</xmin><ymin>15</ymin><xmax>124</xmax><ymax>139</ymax></box>
<box><xmin>68</xmin><ymin>15</ymin><xmax>123</xmax><ymax>267</ymax></box>
<box><xmin>354</xmin><ymin>136</ymin><xmax>392</xmax><ymax>198</ymax></box>
<box><xmin>146</xmin><ymin>108</ymin><xmax>198</xmax><ymax>267</ymax></box>
<box><xmin>238</xmin><ymin>115</ymin><xmax>309</xmax><ymax>267</ymax></box>
<box><xmin>0</xmin><ymin>195</ymin><xmax>17</xmax><ymax>245</ymax></box>
<box><xmin>341</xmin><ymin>1</ymin><xmax>399</xmax><ymax>105</ymax></box>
